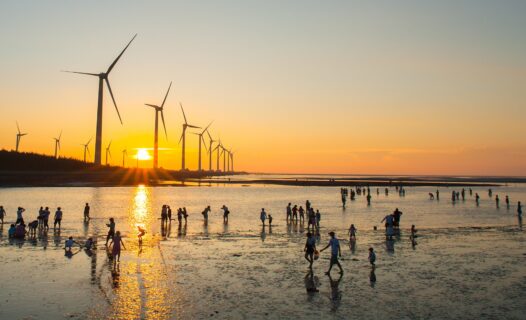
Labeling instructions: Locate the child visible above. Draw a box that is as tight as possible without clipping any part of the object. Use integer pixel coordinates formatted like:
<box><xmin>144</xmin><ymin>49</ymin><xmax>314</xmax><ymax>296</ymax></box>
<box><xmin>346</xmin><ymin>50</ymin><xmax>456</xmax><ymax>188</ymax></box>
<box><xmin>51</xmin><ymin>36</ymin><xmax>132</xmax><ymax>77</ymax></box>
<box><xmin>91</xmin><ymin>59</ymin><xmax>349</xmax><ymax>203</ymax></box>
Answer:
<box><xmin>8</xmin><ymin>224</ymin><xmax>16</xmax><ymax>238</ymax></box>
<box><xmin>84</xmin><ymin>237</ymin><xmax>95</xmax><ymax>250</ymax></box>
<box><xmin>28</xmin><ymin>220</ymin><xmax>39</xmax><ymax>237</ymax></box>
<box><xmin>368</xmin><ymin>247</ymin><xmax>376</xmax><ymax>266</ymax></box>
<box><xmin>268</xmin><ymin>214</ymin><xmax>273</xmax><ymax>226</ymax></box>
<box><xmin>410</xmin><ymin>225</ymin><xmax>418</xmax><ymax>239</ymax></box>
<box><xmin>65</xmin><ymin>236</ymin><xmax>79</xmax><ymax>251</ymax></box>
<box><xmin>138</xmin><ymin>226</ymin><xmax>146</xmax><ymax>244</ymax></box>
<box><xmin>348</xmin><ymin>224</ymin><xmax>357</xmax><ymax>240</ymax></box>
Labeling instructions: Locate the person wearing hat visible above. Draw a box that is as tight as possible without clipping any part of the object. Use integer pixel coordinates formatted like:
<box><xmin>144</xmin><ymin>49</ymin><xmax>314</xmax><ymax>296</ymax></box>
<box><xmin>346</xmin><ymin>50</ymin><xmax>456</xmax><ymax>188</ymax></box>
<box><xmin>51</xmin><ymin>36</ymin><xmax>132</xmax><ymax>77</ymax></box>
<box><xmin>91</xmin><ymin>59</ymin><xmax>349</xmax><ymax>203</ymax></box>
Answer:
<box><xmin>320</xmin><ymin>231</ymin><xmax>343</xmax><ymax>275</ymax></box>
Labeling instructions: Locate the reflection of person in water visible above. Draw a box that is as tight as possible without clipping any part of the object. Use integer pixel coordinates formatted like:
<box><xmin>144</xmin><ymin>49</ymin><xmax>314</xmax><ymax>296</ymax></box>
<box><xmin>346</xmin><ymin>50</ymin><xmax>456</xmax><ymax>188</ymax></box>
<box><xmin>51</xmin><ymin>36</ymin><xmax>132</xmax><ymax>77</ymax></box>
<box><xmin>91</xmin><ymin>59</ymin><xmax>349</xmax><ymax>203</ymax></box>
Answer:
<box><xmin>369</xmin><ymin>267</ymin><xmax>377</xmax><ymax>287</ymax></box>
<box><xmin>328</xmin><ymin>273</ymin><xmax>343</xmax><ymax>310</ymax></box>
<box><xmin>304</xmin><ymin>270</ymin><xmax>319</xmax><ymax>294</ymax></box>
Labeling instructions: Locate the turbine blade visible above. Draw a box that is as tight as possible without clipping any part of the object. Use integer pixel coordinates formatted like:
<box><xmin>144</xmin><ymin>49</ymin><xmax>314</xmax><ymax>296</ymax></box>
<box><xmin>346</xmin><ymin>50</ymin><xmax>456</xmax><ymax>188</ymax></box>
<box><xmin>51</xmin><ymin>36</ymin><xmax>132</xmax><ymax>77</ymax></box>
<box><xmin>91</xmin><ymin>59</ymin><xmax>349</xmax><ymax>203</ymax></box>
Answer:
<box><xmin>145</xmin><ymin>104</ymin><xmax>159</xmax><ymax>109</ymax></box>
<box><xmin>105</xmin><ymin>79</ymin><xmax>123</xmax><ymax>124</ymax></box>
<box><xmin>206</xmin><ymin>130</ymin><xmax>212</xmax><ymax>141</ymax></box>
<box><xmin>61</xmin><ymin>70</ymin><xmax>99</xmax><ymax>76</ymax></box>
<box><xmin>202</xmin><ymin>121</ymin><xmax>213</xmax><ymax>134</ymax></box>
<box><xmin>16</xmin><ymin>121</ymin><xmax>20</xmax><ymax>133</ymax></box>
<box><xmin>161</xmin><ymin>81</ymin><xmax>172</xmax><ymax>109</ymax></box>
<box><xmin>58</xmin><ymin>130</ymin><xmax>62</xmax><ymax>140</ymax></box>
<box><xmin>107</xmin><ymin>34</ymin><xmax>137</xmax><ymax>74</ymax></box>
<box><xmin>202</xmin><ymin>136</ymin><xmax>208</xmax><ymax>152</ymax></box>
<box><xmin>180</xmin><ymin>103</ymin><xmax>188</xmax><ymax>124</ymax></box>
<box><xmin>178</xmin><ymin>132</ymin><xmax>184</xmax><ymax>145</ymax></box>
<box><xmin>87</xmin><ymin>138</ymin><xmax>92</xmax><ymax>145</ymax></box>
<box><xmin>187</xmin><ymin>124</ymin><xmax>201</xmax><ymax>129</ymax></box>
<box><xmin>161</xmin><ymin>110</ymin><xmax>168</xmax><ymax>139</ymax></box>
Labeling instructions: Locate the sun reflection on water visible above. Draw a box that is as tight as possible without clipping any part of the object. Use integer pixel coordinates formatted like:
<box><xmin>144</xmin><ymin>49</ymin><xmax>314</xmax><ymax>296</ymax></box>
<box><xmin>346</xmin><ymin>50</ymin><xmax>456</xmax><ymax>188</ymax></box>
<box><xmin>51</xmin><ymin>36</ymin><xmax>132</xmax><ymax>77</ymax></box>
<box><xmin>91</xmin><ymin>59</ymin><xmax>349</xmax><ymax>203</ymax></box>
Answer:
<box><xmin>130</xmin><ymin>185</ymin><xmax>152</xmax><ymax>240</ymax></box>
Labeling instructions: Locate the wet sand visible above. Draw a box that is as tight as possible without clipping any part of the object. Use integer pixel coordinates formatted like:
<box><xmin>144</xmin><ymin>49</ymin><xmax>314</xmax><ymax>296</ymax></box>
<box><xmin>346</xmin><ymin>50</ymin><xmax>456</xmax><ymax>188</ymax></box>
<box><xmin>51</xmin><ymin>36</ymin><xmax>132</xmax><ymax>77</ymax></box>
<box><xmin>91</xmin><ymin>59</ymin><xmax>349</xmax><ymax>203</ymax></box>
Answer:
<box><xmin>0</xmin><ymin>185</ymin><xmax>525</xmax><ymax>319</ymax></box>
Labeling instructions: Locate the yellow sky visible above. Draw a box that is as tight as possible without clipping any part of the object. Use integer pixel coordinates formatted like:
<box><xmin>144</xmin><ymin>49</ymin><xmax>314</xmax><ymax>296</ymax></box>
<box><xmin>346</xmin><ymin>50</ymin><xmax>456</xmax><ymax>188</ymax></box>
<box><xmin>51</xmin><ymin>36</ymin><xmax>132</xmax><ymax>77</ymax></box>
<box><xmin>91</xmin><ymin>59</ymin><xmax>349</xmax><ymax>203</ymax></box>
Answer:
<box><xmin>1</xmin><ymin>1</ymin><xmax>525</xmax><ymax>175</ymax></box>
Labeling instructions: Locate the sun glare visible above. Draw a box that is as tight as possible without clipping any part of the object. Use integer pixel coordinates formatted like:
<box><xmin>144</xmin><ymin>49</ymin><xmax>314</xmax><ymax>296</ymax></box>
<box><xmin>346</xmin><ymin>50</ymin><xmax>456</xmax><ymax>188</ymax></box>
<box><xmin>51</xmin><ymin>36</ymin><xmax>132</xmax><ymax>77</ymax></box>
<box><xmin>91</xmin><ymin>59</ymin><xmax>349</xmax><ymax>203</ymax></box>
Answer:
<box><xmin>136</xmin><ymin>148</ymin><xmax>151</xmax><ymax>161</ymax></box>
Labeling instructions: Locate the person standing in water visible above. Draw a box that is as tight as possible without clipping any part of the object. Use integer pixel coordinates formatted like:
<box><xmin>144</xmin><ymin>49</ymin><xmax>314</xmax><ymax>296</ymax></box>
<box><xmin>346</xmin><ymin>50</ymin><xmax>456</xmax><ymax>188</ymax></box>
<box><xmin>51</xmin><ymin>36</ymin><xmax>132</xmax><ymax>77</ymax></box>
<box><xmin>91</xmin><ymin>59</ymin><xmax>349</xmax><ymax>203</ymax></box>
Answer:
<box><xmin>83</xmin><ymin>203</ymin><xmax>90</xmax><ymax>222</ymax></box>
<box><xmin>518</xmin><ymin>201</ymin><xmax>522</xmax><ymax>217</ymax></box>
<box><xmin>436</xmin><ymin>189</ymin><xmax>440</xmax><ymax>200</ymax></box>
<box><xmin>475</xmin><ymin>193</ymin><xmax>480</xmax><ymax>205</ymax></box>
<box><xmin>304</xmin><ymin>232</ymin><xmax>316</xmax><ymax>269</ymax></box>
<box><xmin>368</xmin><ymin>247</ymin><xmax>376</xmax><ymax>267</ymax></box>
<box><xmin>320</xmin><ymin>231</ymin><xmax>343</xmax><ymax>275</ymax></box>
<box><xmin>105</xmin><ymin>218</ymin><xmax>116</xmax><ymax>245</ymax></box>
<box><xmin>16</xmin><ymin>207</ymin><xmax>25</xmax><ymax>225</ymax></box>
<box><xmin>505</xmin><ymin>196</ymin><xmax>510</xmax><ymax>209</ymax></box>
<box><xmin>495</xmin><ymin>195</ymin><xmax>500</xmax><ymax>208</ymax></box>
<box><xmin>348</xmin><ymin>224</ymin><xmax>357</xmax><ymax>240</ymax></box>
<box><xmin>109</xmin><ymin>231</ymin><xmax>126</xmax><ymax>266</ymax></box>
<box><xmin>260</xmin><ymin>208</ymin><xmax>267</xmax><ymax>226</ymax></box>
<box><xmin>53</xmin><ymin>207</ymin><xmax>63</xmax><ymax>231</ymax></box>
<box><xmin>366</xmin><ymin>194</ymin><xmax>371</xmax><ymax>206</ymax></box>
<box><xmin>286</xmin><ymin>203</ymin><xmax>292</xmax><ymax>222</ymax></box>
<box><xmin>0</xmin><ymin>206</ymin><xmax>5</xmax><ymax>224</ymax></box>
<box><xmin>202</xmin><ymin>206</ymin><xmax>211</xmax><ymax>224</ymax></box>
<box><xmin>183</xmin><ymin>207</ymin><xmax>188</xmax><ymax>224</ymax></box>
<box><xmin>222</xmin><ymin>205</ymin><xmax>230</xmax><ymax>223</ymax></box>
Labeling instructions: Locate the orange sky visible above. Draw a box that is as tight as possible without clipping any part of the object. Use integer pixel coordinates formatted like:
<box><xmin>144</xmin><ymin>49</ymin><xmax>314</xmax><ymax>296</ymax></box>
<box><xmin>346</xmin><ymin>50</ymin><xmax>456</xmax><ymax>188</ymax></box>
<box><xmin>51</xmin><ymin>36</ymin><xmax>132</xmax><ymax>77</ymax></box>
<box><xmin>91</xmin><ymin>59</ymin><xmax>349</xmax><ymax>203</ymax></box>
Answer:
<box><xmin>1</xmin><ymin>1</ymin><xmax>525</xmax><ymax>175</ymax></box>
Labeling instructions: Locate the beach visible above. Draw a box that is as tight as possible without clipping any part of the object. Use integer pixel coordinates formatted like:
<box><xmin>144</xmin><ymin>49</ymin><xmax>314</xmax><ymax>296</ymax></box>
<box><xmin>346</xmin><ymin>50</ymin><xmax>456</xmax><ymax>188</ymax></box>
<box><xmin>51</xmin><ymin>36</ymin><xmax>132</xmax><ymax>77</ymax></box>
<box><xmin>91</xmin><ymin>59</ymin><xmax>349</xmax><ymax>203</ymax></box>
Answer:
<box><xmin>0</xmin><ymin>183</ymin><xmax>525</xmax><ymax>319</ymax></box>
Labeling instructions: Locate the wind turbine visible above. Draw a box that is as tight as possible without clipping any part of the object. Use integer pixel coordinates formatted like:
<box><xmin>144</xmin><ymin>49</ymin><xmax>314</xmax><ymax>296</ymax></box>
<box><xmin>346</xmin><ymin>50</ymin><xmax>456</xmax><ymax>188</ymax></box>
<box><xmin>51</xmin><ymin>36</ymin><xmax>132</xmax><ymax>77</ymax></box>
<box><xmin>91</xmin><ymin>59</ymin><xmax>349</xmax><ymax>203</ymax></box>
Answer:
<box><xmin>192</xmin><ymin>122</ymin><xmax>212</xmax><ymax>171</ymax></box>
<box><xmin>15</xmin><ymin>122</ymin><xmax>28</xmax><ymax>152</ymax></box>
<box><xmin>122</xmin><ymin>148</ymin><xmax>128</xmax><ymax>167</ymax></box>
<box><xmin>222</xmin><ymin>145</ymin><xmax>227</xmax><ymax>172</ymax></box>
<box><xmin>178</xmin><ymin>103</ymin><xmax>200</xmax><ymax>170</ymax></box>
<box><xmin>214</xmin><ymin>139</ymin><xmax>222</xmax><ymax>172</ymax></box>
<box><xmin>63</xmin><ymin>34</ymin><xmax>137</xmax><ymax>165</ymax></box>
<box><xmin>230</xmin><ymin>150</ymin><xmax>235</xmax><ymax>172</ymax></box>
<box><xmin>145</xmin><ymin>82</ymin><xmax>171</xmax><ymax>169</ymax></box>
<box><xmin>105</xmin><ymin>140</ymin><xmax>112</xmax><ymax>166</ymax></box>
<box><xmin>206</xmin><ymin>130</ymin><xmax>216</xmax><ymax>171</ymax></box>
<box><xmin>53</xmin><ymin>131</ymin><xmax>62</xmax><ymax>158</ymax></box>
<box><xmin>82</xmin><ymin>138</ymin><xmax>92</xmax><ymax>163</ymax></box>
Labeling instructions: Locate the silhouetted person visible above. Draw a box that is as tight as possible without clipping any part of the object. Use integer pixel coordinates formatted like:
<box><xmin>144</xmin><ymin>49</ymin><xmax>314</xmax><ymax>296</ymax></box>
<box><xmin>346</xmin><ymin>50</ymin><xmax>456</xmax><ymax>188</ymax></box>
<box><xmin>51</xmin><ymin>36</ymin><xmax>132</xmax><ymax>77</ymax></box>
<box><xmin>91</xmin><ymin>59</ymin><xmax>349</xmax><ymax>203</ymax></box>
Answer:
<box><xmin>260</xmin><ymin>208</ymin><xmax>267</xmax><ymax>226</ymax></box>
<box><xmin>16</xmin><ymin>207</ymin><xmax>25</xmax><ymax>225</ymax></box>
<box><xmin>0</xmin><ymin>206</ymin><xmax>5</xmax><ymax>224</ymax></box>
<box><xmin>436</xmin><ymin>189</ymin><xmax>439</xmax><ymax>200</ymax></box>
<box><xmin>304</xmin><ymin>232</ymin><xmax>316</xmax><ymax>269</ymax></box>
<box><xmin>475</xmin><ymin>193</ymin><xmax>480</xmax><ymax>206</ymax></box>
<box><xmin>505</xmin><ymin>196</ymin><xmax>510</xmax><ymax>209</ymax></box>
<box><xmin>368</xmin><ymin>247</ymin><xmax>376</xmax><ymax>266</ymax></box>
<box><xmin>366</xmin><ymin>194</ymin><xmax>371</xmax><ymax>205</ymax></box>
<box><xmin>84</xmin><ymin>203</ymin><xmax>90</xmax><ymax>222</ymax></box>
<box><xmin>495</xmin><ymin>195</ymin><xmax>500</xmax><ymax>208</ymax></box>
<box><xmin>518</xmin><ymin>201</ymin><xmax>523</xmax><ymax>217</ymax></box>
<box><xmin>286</xmin><ymin>203</ymin><xmax>292</xmax><ymax>222</ymax></box>
<box><xmin>105</xmin><ymin>218</ymin><xmax>115</xmax><ymax>245</ymax></box>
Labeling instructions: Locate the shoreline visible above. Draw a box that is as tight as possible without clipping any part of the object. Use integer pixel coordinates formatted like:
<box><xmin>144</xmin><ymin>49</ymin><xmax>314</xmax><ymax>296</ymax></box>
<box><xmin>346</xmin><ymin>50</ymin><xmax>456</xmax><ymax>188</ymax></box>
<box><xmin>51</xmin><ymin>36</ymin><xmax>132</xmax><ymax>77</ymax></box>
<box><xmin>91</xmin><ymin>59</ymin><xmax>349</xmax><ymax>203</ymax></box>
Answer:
<box><xmin>0</xmin><ymin>171</ymin><xmax>520</xmax><ymax>187</ymax></box>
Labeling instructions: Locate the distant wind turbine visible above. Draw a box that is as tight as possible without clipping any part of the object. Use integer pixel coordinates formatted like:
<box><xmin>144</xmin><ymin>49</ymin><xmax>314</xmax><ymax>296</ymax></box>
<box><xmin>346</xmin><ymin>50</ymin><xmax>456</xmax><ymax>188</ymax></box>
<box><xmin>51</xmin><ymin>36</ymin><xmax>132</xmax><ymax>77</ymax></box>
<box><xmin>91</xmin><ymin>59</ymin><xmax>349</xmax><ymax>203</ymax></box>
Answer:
<box><xmin>145</xmin><ymin>82</ymin><xmax>171</xmax><ymax>169</ymax></box>
<box><xmin>105</xmin><ymin>140</ymin><xmax>112</xmax><ymax>165</ymax></box>
<box><xmin>178</xmin><ymin>103</ymin><xmax>200</xmax><ymax>170</ymax></box>
<box><xmin>230</xmin><ymin>150</ymin><xmax>235</xmax><ymax>172</ymax></box>
<box><xmin>15</xmin><ymin>122</ymin><xmax>28</xmax><ymax>152</ymax></box>
<box><xmin>222</xmin><ymin>145</ymin><xmax>227</xmax><ymax>172</ymax></box>
<box><xmin>214</xmin><ymin>139</ymin><xmax>222</xmax><ymax>172</ymax></box>
<box><xmin>63</xmin><ymin>34</ymin><xmax>137</xmax><ymax>165</ymax></box>
<box><xmin>192</xmin><ymin>122</ymin><xmax>212</xmax><ymax>171</ymax></box>
<box><xmin>82</xmin><ymin>138</ymin><xmax>92</xmax><ymax>163</ymax></box>
<box><xmin>53</xmin><ymin>131</ymin><xmax>62</xmax><ymax>158</ymax></box>
<box><xmin>206</xmin><ymin>130</ymin><xmax>216</xmax><ymax>171</ymax></box>
<box><xmin>122</xmin><ymin>148</ymin><xmax>128</xmax><ymax>167</ymax></box>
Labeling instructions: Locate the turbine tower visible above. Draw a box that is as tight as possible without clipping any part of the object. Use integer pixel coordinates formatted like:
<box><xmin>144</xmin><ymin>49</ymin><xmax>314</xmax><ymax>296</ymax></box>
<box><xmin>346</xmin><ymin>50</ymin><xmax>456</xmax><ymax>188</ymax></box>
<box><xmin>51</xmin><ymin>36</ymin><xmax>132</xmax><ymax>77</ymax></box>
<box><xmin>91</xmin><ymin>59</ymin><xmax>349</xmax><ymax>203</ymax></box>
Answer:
<box><xmin>63</xmin><ymin>34</ymin><xmax>137</xmax><ymax>165</ymax></box>
<box><xmin>193</xmin><ymin>122</ymin><xmax>212</xmax><ymax>171</ymax></box>
<box><xmin>230</xmin><ymin>150</ymin><xmax>235</xmax><ymax>172</ymax></box>
<box><xmin>206</xmin><ymin>130</ymin><xmax>216</xmax><ymax>171</ymax></box>
<box><xmin>214</xmin><ymin>139</ymin><xmax>222</xmax><ymax>172</ymax></box>
<box><xmin>82</xmin><ymin>138</ymin><xmax>92</xmax><ymax>163</ymax></box>
<box><xmin>105</xmin><ymin>140</ymin><xmax>112</xmax><ymax>166</ymax></box>
<box><xmin>15</xmin><ymin>122</ymin><xmax>28</xmax><ymax>152</ymax></box>
<box><xmin>53</xmin><ymin>131</ymin><xmax>62</xmax><ymax>158</ymax></box>
<box><xmin>122</xmin><ymin>148</ymin><xmax>128</xmax><ymax>167</ymax></box>
<box><xmin>178</xmin><ymin>103</ymin><xmax>200</xmax><ymax>171</ymax></box>
<box><xmin>222</xmin><ymin>145</ymin><xmax>227</xmax><ymax>172</ymax></box>
<box><xmin>145</xmin><ymin>82</ymin><xmax>171</xmax><ymax>169</ymax></box>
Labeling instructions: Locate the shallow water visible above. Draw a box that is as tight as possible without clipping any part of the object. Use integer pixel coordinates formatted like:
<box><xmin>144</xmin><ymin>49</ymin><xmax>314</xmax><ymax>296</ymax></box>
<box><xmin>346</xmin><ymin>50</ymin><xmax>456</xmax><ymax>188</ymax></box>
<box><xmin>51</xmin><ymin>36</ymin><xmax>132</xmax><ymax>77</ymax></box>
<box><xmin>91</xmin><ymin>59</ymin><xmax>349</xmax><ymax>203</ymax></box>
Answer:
<box><xmin>0</xmin><ymin>184</ymin><xmax>525</xmax><ymax>319</ymax></box>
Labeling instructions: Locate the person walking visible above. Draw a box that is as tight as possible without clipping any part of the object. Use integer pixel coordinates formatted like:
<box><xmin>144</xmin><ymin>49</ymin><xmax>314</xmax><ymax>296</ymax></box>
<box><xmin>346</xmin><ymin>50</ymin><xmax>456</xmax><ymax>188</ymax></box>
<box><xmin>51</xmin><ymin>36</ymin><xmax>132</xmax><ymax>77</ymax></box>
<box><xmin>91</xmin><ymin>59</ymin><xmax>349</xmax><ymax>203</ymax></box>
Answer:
<box><xmin>105</xmin><ymin>218</ymin><xmax>116</xmax><ymax>245</ymax></box>
<box><xmin>320</xmin><ymin>231</ymin><xmax>343</xmax><ymax>275</ymax></box>
<box><xmin>304</xmin><ymin>232</ymin><xmax>317</xmax><ymax>269</ymax></box>
<box><xmin>83</xmin><ymin>203</ymin><xmax>90</xmax><ymax>222</ymax></box>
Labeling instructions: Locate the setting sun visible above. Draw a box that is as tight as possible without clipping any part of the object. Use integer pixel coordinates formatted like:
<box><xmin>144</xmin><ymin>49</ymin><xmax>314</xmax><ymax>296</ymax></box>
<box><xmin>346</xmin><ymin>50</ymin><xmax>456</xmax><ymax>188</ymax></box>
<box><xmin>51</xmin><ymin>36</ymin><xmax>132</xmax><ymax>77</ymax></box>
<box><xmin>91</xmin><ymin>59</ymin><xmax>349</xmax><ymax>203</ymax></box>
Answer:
<box><xmin>136</xmin><ymin>148</ymin><xmax>151</xmax><ymax>161</ymax></box>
